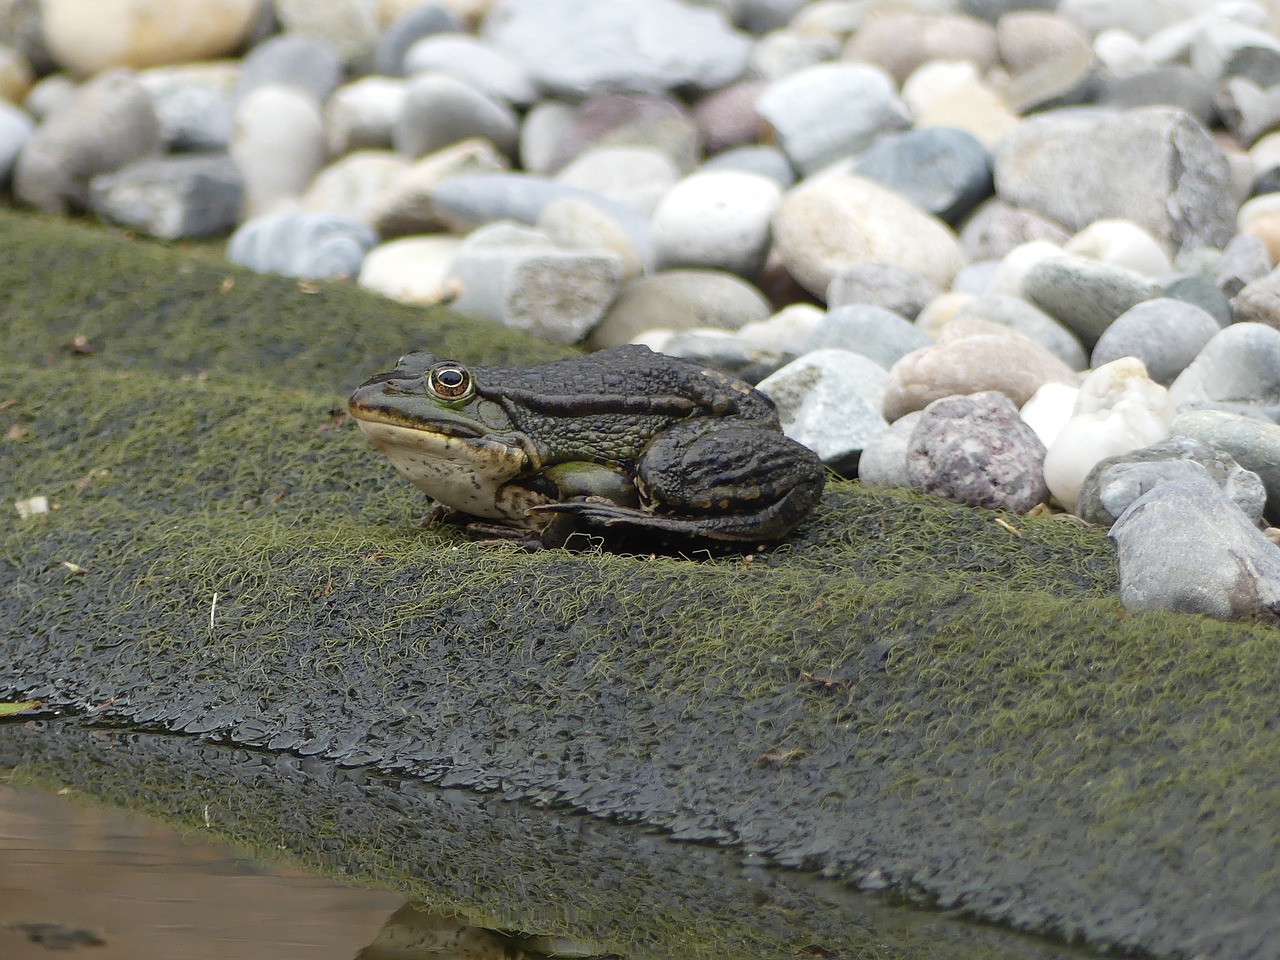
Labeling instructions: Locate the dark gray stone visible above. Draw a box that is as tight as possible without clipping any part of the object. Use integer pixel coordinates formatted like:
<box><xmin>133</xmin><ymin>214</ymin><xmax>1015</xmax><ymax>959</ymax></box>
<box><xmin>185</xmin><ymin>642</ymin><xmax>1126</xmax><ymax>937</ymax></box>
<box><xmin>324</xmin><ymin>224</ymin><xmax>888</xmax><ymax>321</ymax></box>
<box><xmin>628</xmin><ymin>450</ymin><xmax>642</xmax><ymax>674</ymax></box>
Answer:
<box><xmin>905</xmin><ymin>390</ymin><xmax>1049</xmax><ymax>512</ymax></box>
<box><xmin>226</xmin><ymin>212</ymin><xmax>377</xmax><ymax>280</ymax></box>
<box><xmin>14</xmin><ymin>69</ymin><xmax>161</xmax><ymax>215</ymax></box>
<box><xmin>851</xmin><ymin>126</ymin><xmax>992</xmax><ymax>225</ymax></box>
<box><xmin>374</xmin><ymin>3</ymin><xmax>461</xmax><ymax>76</ymax></box>
<box><xmin>235</xmin><ymin>35</ymin><xmax>342</xmax><ymax>105</ymax></box>
<box><xmin>1021</xmin><ymin>254</ymin><xmax>1162</xmax><ymax>347</ymax></box>
<box><xmin>1090</xmin><ymin>298</ymin><xmax>1221</xmax><ymax>385</ymax></box>
<box><xmin>1110</xmin><ymin>473</ymin><xmax>1280</xmax><ymax>621</ymax></box>
<box><xmin>1163</xmin><ymin>273</ymin><xmax>1233</xmax><ymax>326</ymax></box>
<box><xmin>805</xmin><ymin>304</ymin><xmax>932</xmax><ymax>369</ymax></box>
<box><xmin>826</xmin><ymin>262</ymin><xmax>939</xmax><ymax>319</ymax></box>
<box><xmin>89</xmin><ymin>153</ymin><xmax>243</xmax><ymax>240</ymax></box>
<box><xmin>393</xmin><ymin>73</ymin><xmax>519</xmax><ymax>160</ymax></box>
<box><xmin>1077</xmin><ymin>435</ymin><xmax>1267</xmax><ymax>528</ymax></box>
<box><xmin>1099</xmin><ymin>66</ymin><xmax>1216</xmax><ymax>126</ymax></box>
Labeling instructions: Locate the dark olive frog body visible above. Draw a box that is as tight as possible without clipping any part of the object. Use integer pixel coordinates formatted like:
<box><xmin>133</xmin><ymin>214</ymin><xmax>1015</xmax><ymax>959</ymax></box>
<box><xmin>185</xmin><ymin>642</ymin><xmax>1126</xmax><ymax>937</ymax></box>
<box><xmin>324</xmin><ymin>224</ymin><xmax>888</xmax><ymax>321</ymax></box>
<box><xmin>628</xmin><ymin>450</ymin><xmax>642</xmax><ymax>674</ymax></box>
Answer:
<box><xmin>347</xmin><ymin>344</ymin><xmax>825</xmax><ymax>545</ymax></box>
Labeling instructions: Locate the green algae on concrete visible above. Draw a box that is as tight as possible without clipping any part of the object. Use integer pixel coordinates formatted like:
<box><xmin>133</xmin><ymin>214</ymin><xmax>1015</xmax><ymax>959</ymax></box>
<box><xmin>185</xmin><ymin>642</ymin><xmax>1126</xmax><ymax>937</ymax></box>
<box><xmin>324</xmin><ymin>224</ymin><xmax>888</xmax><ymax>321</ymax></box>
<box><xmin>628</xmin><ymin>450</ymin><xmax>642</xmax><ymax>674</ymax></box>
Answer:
<box><xmin>3</xmin><ymin>211</ymin><xmax>1280</xmax><ymax>960</ymax></box>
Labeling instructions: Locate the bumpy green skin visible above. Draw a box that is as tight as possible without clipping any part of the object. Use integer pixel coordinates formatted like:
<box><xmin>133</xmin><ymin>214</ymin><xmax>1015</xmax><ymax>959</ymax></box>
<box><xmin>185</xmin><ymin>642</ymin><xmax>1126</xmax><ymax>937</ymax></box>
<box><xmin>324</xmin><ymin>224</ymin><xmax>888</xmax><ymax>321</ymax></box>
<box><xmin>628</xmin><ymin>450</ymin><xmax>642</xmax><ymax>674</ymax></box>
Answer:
<box><xmin>348</xmin><ymin>345</ymin><xmax>826</xmax><ymax>544</ymax></box>
<box><xmin>3</xmin><ymin>210</ymin><xmax>1280</xmax><ymax>960</ymax></box>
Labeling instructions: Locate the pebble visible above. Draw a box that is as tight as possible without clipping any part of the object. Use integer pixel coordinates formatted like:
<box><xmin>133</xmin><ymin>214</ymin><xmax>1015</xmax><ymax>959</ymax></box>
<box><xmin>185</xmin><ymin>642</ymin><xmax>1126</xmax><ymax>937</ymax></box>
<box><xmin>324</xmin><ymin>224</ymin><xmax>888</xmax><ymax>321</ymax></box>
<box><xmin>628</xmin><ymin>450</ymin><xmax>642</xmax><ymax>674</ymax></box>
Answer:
<box><xmin>737</xmin><ymin>304</ymin><xmax>824</xmax><ymax>354</ymax></box>
<box><xmin>771</xmin><ymin>173</ymin><xmax>966</xmax><ymax>298</ymax></box>
<box><xmin>805</xmin><ymin>305</ymin><xmax>932</xmax><ymax>370</ymax></box>
<box><xmin>755</xmin><ymin>349</ymin><xmax>890</xmax><ymax>474</ymax></box>
<box><xmin>446</xmin><ymin>221</ymin><xmax>624</xmax><ymax>344</ymax></box>
<box><xmin>746</xmin><ymin>29</ymin><xmax>840</xmax><ymax>83</ymax></box>
<box><xmin>1063</xmin><ymin>219</ymin><xmax>1174</xmax><ymax>278</ymax></box>
<box><xmin>302</xmin><ymin>151</ymin><xmax>411</xmax><ymax>226</ymax></box>
<box><xmin>324</xmin><ymin>77</ymin><xmax>408</xmax><ymax>155</ymax></box>
<box><xmin>959</xmin><ymin>201</ymin><xmax>1073</xmax><ymax>262</ymax></box>
<box><xmin>587</xmin><ymin>269</ymin><xmax>772</xmax><ymax>350</ymax></box>
<box><xmin>993</xmin><ymin>106</ymin><xmax>1235</xmax><ymax>256</ymax></box>
<box><xmin>826</xmin><ymin>263</ymin><xmax>940</xmax><ymax>320</ymax></box>
<box><xmin>1020</xmin><ymin>381</ymin><xmax>1079</xmax><ymax>448</ymax></box>
<box><xmin>88</xmin><ymin>152</ymin><xmax>243</xmax><ymax>239</ymax></box>
<box><xmin>540</xmin><ymin>93</ymin><xmax>701</xmax><ymax>176</ymax></box>
<box><xmin>230</xmin><ymin>84</ymin><xmax>326</xmax><ymax>218</ymax></box>
<box><xmin>905</xmin><ymin>391</ymin><xmax>1050</xmax><ymax>513</ymax></box>
<box><xmin>651</xmin><ymin>169</ymin><xmax>781</xmax><ymax>277</ymax></box>
<box><xmin>1042</xmin><ymin>357</ymin><xmax>1173</xmax><ymax>511</ymax></box>
<box><xmin>692</xmin><ymin>80</ymin><xmax>768</xmax><ymax>155</ymax></box>
<box><xmin>1021</xmin><ymin>254</ymin><xmax>1164</xmax><ymax>348</ymax></box>
<box><xmin>951</xmin><ymin>294</ymin><xmax>1088</xmax><ymax>370</ymax></box>
<box><xmin>997</xmin><ymin>11</ymin><xmax>1092</xmax><ymax>76</ymax></box>
<box><xmin>857</xmin><ymin>411</ymin><xmax>922</xmax><ymax>490</ymax></box>
<box><xmin>848</xmin><ymin>126</ymin><xmax>993</xmax><ymax>226</ymax></box>
<box><xmin>1091</xmin><ymin>298</ymin><xmax>1222</xmax><ymax>384</ymax></box>
<box><xmin>482</xmin><ymin>0</ymin><xmax>751</xmax><ymax>99</ymax></box>
<box><xmin>701</xmin><ymin>145</ymin><xmax>795</xmax><ymax>189</ymax></box>
<box><xmin>1213</xmin><ymin>233</ymin><xmax>1271</xmax><ymax>297</ymax></box>
<box><xmin>1164</xmin><ymin>273</ymin><xmax>1234</xmax><ymax>326</ymax></box>
<box><xmin>1109</xmin><ymin>473</ymin><xmax>1280</xmax><ymax>620</ymax></box>
<box><xmin>1172</xmin><ymin>408</ymin><xmax>1280</xmax><ymax>521</ymax></box>
<box><xmin>1076</xmin><ymin>435</ymin><xmax>1267</xmax><ymax>528</ymax></box>
<box><xmin>756</xmin><ymin>63</ymin><xmax>910</xmax><ymax>175</ymax></box>
<box><xmin>375</xmin><ymin>4</ymin><xmax>463</xmax><ymax>76</ymax></box>
<box><xmin>39</xmin><ymin>0</ymin><xmax>258</xmax><ymax>76</ymax></box>
<box><xmin>234</xmin><ymin>34</ymin><xmax>342</xmax><ymax>106</ymax></box>
<box><xmin>882</xmin><ymin>323</ymin><xmax>1078</xmax><ymax>422</ymax></box>
<box><xmin>273</xmin><ymin>0</ymin><xmax>380</xmax><ymax>70</ymax></box>
<box><xmin>900</xmin><ymin>60</ymin><xmax>1020</xmax><ymax>148</ymax></box>
<box><xmin>1058</xmin><ymin>0</ymin><xmax>1207</xmax><ymax>40</ymax></box>
<box><xmin>14</xmin><ymin>68</ymin><xmax>162</xmax><ymax>214</ymax></box>
<box><xmin>1230</xmin><ymin>267</ymin><xmax>1280</xmax><ymax>328</ymax></box>
<box><xmin>402</xmin><ymin>34</ymin><xmax>538</xmax><ymax>107</ymax></box>
<box><xmin>556</xmin><ymin>147</ymin><xmax>681</xmax><ymax>218</ymax></box>
<box><xmin>843</xmin><ymin>12</ymin><xmax>999</xmax><ymax>87</ymax></box>
<box><xmin>226</xmin><ymin>211</ymin><xmax>378</xmax><ymax>280</ymax></box>
<box><xmin>653</xmin><ymin>329</ymin><xmax>785</xmax><ymax>383</ymax></box>
<box><xmin>1168</xmin><ymin>321</ymin><xmax>1280</xmax><ymax>411</ymax></box>
<box><xmin>370</xmin><ymin>138</ymin><xmax>509</xmax><ymax>237</ymax></box>
<box><xmin>393</xmin><ymin>73</ymin><xmax>519</xmax><ymax>160</ymax></box>
<box><xmin>358</xmin><ymin>235</ymin><xmax>466</xmax><ymax>305</ymax></box>
<box><xmin>538</xmin><ymin>197</ymin><xmax>647</xmax><ymax>281</ymax></box>
<box><xmin>1099</xmin><ymin>65</ymin><xmax>1216</xmax><ymax>125</ymax></box>
<box><xmin>137</xmin><ymin>64</ymin><xmax>237</xmax><ymax>152</ymax></box>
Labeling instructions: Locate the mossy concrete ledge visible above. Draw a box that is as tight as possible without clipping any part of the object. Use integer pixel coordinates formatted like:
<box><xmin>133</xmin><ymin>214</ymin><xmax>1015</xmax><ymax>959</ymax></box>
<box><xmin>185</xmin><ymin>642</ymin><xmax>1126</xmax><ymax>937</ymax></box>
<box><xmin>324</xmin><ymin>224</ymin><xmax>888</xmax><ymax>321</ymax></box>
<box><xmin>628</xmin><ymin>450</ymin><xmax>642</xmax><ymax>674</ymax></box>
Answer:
<box><xmin>2</xmin><ymin>211</ymin><xmax>1280</xmax><ymax>959</ymax></box>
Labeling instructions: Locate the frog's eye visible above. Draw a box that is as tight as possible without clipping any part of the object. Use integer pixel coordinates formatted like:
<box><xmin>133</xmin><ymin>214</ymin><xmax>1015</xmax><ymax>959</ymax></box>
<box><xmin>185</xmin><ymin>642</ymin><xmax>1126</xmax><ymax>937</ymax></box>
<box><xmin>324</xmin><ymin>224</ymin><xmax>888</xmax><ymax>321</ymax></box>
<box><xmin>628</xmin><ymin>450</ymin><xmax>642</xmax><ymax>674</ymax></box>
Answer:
<box><xmin>427</xmin><ymin>362</ymin><xmax>473</xmax><ymax>401</ymax></box>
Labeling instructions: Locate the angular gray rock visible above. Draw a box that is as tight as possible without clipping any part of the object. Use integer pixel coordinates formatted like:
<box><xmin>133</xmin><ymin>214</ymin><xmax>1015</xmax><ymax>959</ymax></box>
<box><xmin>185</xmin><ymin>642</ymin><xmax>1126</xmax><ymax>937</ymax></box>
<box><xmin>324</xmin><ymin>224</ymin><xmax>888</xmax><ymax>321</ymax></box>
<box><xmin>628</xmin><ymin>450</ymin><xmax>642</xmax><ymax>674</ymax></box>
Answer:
<box><xmin>1110</xmin><ymin>473</ymin><xmax>1280</xmax><ymax>621</ymax></box>
<box><xmin>992</xmin><ymin>106</ymin><xmax>1234</xmax><ymax>256</ymax></box>
<box><xmin>1172</xmin><ymin>409</ymin><xmax>1280</xmax><ymax>524</ymax></box>
<box><xmin>1076</xmin><ymin>436</ymin><xmax>1267</xmax><ymax>528</ymax></box>
<box><xmin>226</xmin><ymin>212</ymin><xmax>377</xmax><ymax>280</ymax></box>
<box><xmin>905</xmin><ymin>390</ymin><xmax>1050</xmax><ymax>512</ymax></box>
<box><xmin>850</xmin><ymin>125</ymin><xmax>992</xmax><ymax>225</ymax></box>
<box><xmin>89</xmin><ymin>153</ymin><xmax>243</xmax><ymax>240</ymax></box>
<box><xmin>483</xmin><ymin>0</ymin><xmax>751</xmax><ymax>99</ymax></box>
<box><xmin>1090</xmin><ymin>298</ymin><xmax>1222</xmax><ymax>385</ymax></box>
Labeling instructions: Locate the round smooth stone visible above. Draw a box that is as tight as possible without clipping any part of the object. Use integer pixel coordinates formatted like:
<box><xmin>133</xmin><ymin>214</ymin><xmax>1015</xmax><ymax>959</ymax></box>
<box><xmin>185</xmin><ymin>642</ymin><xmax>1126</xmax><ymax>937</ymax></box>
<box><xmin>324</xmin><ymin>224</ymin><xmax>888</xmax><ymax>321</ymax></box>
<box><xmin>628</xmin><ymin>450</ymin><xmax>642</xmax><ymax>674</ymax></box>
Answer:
<box><xmin>701</xmin><ymin>145</ymin><xmax>795</xmax><ymax>189</ymax></box>
<box><xmin>483</xmin><ymin>0</ymin><xmax>751</xmax><ymax>99</ymax></box>
<box><xmin>88</xmin><ymin>152</ymin><xmax>243</xmax><ymax>239</ymax></box>
<box><xmin>555</xmin><ymin>146</ymin><xmax>680</xmax><ymax>218</ymax></box>
<box><xmin>1109</xmin><ymin>473</ymin><xmax>1280</xmax><ymax>621</ymax></box>
<box><xmin>772</xmin><ymin>173</ymin><xmax>965</xmax><ymax>298</ymax></box>
<box><xmin>747</xmin><ymin>29</ymin><xmax>841</xmax><ymax>83</ymax></box>
<box><xmin>736</xmin><ymin>304</ymin><xmax>824</xmax><ymax>355</ymax></box>
<box><xmin>273</xmin><ymin>0</ymin><xmax>380</xmax><ymax>69</ymax></box>
<box><xmin>230</xmin><ymin>84</ymin><xmax>326</xmax><ymax>218</ymax></box>
<box><xmin>324</xmin><ymin>77</ymin><xmax>408</xmax><ymax>155</ymax></box>
<box><xmin>850</xmin><ymin>125</ymin><xmax>993</xmax><ymax>225</ymax></box>
<box><xmin>41</xmin><ymin>0</ymin><xmax>258</xmax><ymax>75</ymax></box>
<box><xmin>374</xmin><ymin>3</ymin><xmax>461</xmax><ymax>76</ymax></box>
<box><xmin>1163</xmin><ymin>273</ymin><xmax>1233</xmax><ymax>326</ymax></box>
<box><xmin>959</xmin><ymin>199</ymin><xmax>1071</xmax><ymax>262</ymax></box>
<box><xmin>1021</xmin><ymin>253</ymin><xmax>1163</xmax><ymax>348</ymax></box>
<box><xmin>997</xmin><ymin>11</ymin><xmax>1091</xmax><ymax>75</ymax></box>
<box><xmin>651</xmin><ymin>169</ymin><xmax>781</xmax><ymax>277</ymax></box>
<box><xmin>756</xmin><ymin>348</ymin><xmax>890</xmax><ymax>474</ymax></box>
<box><xmin>14</xmin><ymin>68</ymin><xmax>161</xmax><ymax>214</ymax></box>
<box><xmin>805</xmin><ymin>305</ymin><xmax>932</xmax><ymax>370</ymax></box>
<box><xmin>882</xmin><ymin>325</ymin><xmax>1078</xmax><ymax>422</ymax></box>
<box><xmin>538</xmin><ymin>197</ymin><xmax>648</xmax><ymax>282</ymax></box>
<box><xmin>370</xmin><ymin>138</ymin><xmax>509</xmax><ymax>237</ymax></box>
<box><xmin>358</xmin><ymin>235</ymin><xmax>465</xmax><ymax>305</ymax></box>
<box><xmin>1173</xmin><ymin>408</ymin><xmax>1280</xmax><ymax>522</ymax></box>
<box><xmin>826</xmin><ymin>262</ymin><xmax>940</xmax><ymax>320</ymax></box>
<box><xmin>1020</xmin><ymin>381</ymin><xmax>1079</xmax><ymax>448</ymax></box>
<box><xmin>541</xmin><ymin>93</ymin><xmax>701</xmax><ymax>176</ymax></box>
<box><xmin>905</xmin><ymin>390</ymin><xmax>1049</xmax><ymax>512</ymax></box>
<box><xmin>900</xmin><ymin>60</ymin><xmax>1019</xmax><ymax>148</ymax></box>
<box><xmin>1213</xmin><ymin>233</ymin><xmax>1271</xmax><ymax>298</ymax></box>
<box><xmin>1091</xmin><ymin>298</ymin><xmax>1221</xmax><ymax>385</ymax></box>
<box><xmin>858</xmin><ymin>410</ymin><xmax>923</xmax><ymax>490</ymax></box>
<box><xmin>1168</xmin><ymin>322</ymin><xmax>1280</xmax><ymax>409</ymax></box>
<box><xmin>234</xmin><ymin>34</ymin><xmax>342</xmax><ymax>105</ymax></box>
<box><xmin>227</xmin><ymin>212</ymin><xmax>378</xmax><ymax>280</ymax></box>
<box><xmin>402</xmin><ymin>34</ymin><xmax>538</xmax><ymax>107</ymax></box>
<box><xmin>1063</xmin><ymin>219</ymin><xmax>1174</xmax><ymax>278</ymax></box>
<box><xmin>393</xmin><ymin>73</ymin><xmax>519</xmax><ymax>160</ymax></box>
<box><xmin>844</xmin><ymin>11</ymin><xmax>999</xmax><ymax>86</ymax></box>
<box><xmin>755</xmin><ymin>62</ymin><xmax>910</xmax><ymax>175</ymax></box>
<box><xmin>587</xmin><ymin>269</ymin><xmax>772</xmax><ymax>350</ymax></box>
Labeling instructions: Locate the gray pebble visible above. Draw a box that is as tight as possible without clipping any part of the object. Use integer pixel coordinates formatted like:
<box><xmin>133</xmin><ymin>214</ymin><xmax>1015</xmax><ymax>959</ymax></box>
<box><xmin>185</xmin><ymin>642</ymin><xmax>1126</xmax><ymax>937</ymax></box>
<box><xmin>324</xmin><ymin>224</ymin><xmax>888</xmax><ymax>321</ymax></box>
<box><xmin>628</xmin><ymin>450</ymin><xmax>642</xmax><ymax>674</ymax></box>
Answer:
<box><xmin>1091</xmin><ymin>298</ymin><xmax>1221</xmax><ymax>385</ymax></box>
<box><xmin>951</xmin><ymin>260</ymin><xmax>1001</xmax><ymax>296</ymax></box>
<box><xmin>905</xmin><ymin>390</ymin><xmax>1049</xmax><ymax>512</ymax></box>
<box><xmin>1215</xmin><ymin>233</ymin><xmax>1271</xmax><ymax>300</ymax></box>
<box><xmin>1077</xmin><ymin>436</ymin><xmax>1267</xmax><ymax>528</ymax></box>
<box><xmin>731</xmin><ymin>0</ymin><xmax>808</xmax><ymax>35</ymax></box>
<box><xmin>394</xmin><ymin>73</ymin><xmax>519</xmax><ymax>160</ymax></box>
<box><xmin>747</xmin><ymin>29</ymin><xmax>840</xmax><ymax>83</ymax></box>
<box><xmin>701</xmin><ymin>144</ymin><xmax>794</xmax><ymax>188</ymax></box>
<box><xmin>14</xmin><ymin>68</ymin><xmax>161</xmax><ymax>214</ymax></box>
<box><xmin>850</xmin><ymin>126</ymin><xmax>992</xmax><ymax>225</ymax></box>
<box><xmin>324</xmin><ymin>77</ymin><xmax>407</xmax><ymax>155</ymax></box>
<box><xmin>227</xmin><ymin>211</ymin><xmax>377</xmax><ymax>280</ymax></box>
<box><xmin>138</xmin><ymin>69</ymin><xmax>234</xmax><ymax>152</ymax></box>
<box><xmin>952</xmin><ymin>294</ymin><xmax>1088</xmax><ymax>370</ymax></box>
<box><xmin>1021</xmin><ymin>254</ymin><xmax>1162</xmax><ymax>348</ymax></box>
<box><xmin>1003</xmin><ymin>43</ymin><xmax>1098</xmax><ymax>114</ymax></box>
<box><xmin>1100</xmin><ymin>65</ymin><xmax>1216</xmax><ymax>126</ymax></box>
<box><xmin>756</xmin><ymin>348</ymin><xmax>890</xmax><ymax>474</ymax></box>
<box><xmin>555</xmin><ymin>145</ymin><xmax>680</xmax><ymax>218</ymax></box>
<box><xmin>1173</xmin><ymin>409</ymin><xmax>1280</xmax><ymax>523</ymax></box>
<box><xmin>374</xmin><ymin>3</ymin><xmax>460</xmax><ymax>76</ymax></box>
<box><xmin>1163</xmin><ymin>273</ymin><xmax>1233</xmax><ymax>327</ymax></box>
<box><xmin>447</xmin><ymin>221</ymin><xmax>624</xmax><ymax>344</ymax></box>
<box><xmin>518</xmin><ymin>100</ymin><xmax>577</xmax><ymax>176</ymax></box>
<box><xmin>858</xmin><ymin>410</ymin><xmax>923</xmax><ymax>489</ymax></box>
<box><xmin>235</xmin><ymin>34</ymin><xmax>341</xmax><ymax>106</ymax></box>
<box><xmin>0</xmin><ymin>99</ymin><xmax>33</xmax><ymax>182</ymax></box>
<box><xmin>755</xmin><ymin>62</ymin><xmax>910</xmax><ymax>175</ymax></box>
<box><xmin>24</xmin><ymin>74</ymin><xmax>77</xmax><ymax>123</ymax></box>
<box><xmin>650</xmin><ymin>169</ymin><xmax>780</xmax><ymax>278</ymax></box>
<box><xmin>827</xmin><ymin>262</ymin><xmax>940</xmax><ymax>320</ymax></box>
<box><xmin>1110</xmin><ymin>473</ymin><xmax>1280</xmax><ymax>621</ymax></box>
<box><xmin>542</xmin><ymin>93</ymin><xmax>701</xmax><ymax>176</ymax></box>
<box><xmin>587</xmin><ymin>269</ymin><xmax>771</xmax><ymax>350</ymax></box>
<box><xmin>958</xmin><ymin>199</ymin><xmax>1071</xmax><ymax>262</ymax></box>
<box><xmin>484</xmin><ymin>0</ymin><xmax>751</xmax><ymax>99</ymax></box>
<box><xmin>993</xmin><ymin>106</ymin><xmax>1235</xmax><ymax>256</ymax></box>
<box><xmin>657</xmin><ymin>330</ymin><xmax>785</xmax><ymax>383</ymax></box>
<box><xmin>89</xmin><ymin>153</ymin><xmax>243</xmax><ymax>240</ymax></box>
<box><xmin>403</xmin><ymin>34</ymin><xmax>538</xmax><ymax>108</ymax></box>
<box><xmin>806</xmin><ymin>305</ymin><xmax>931</xmax><ymax>370</ymax></box>
<box><xmin>1231</xmin><ymin>266</ymin><xmax>1280</xmax><ymax>328</ymax></box>
<box><xmin>1169</xmin><ymin>322</ymin><xmax>1280</xmax><ymax>411</ymax></box>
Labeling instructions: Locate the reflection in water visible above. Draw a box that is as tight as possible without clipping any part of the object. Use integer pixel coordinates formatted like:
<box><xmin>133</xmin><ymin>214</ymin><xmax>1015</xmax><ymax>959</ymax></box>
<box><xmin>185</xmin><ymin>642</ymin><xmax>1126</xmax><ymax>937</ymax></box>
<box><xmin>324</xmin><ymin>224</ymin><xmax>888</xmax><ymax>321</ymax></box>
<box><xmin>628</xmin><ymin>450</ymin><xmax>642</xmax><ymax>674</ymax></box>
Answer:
<box><xmin>0</xmin><ymin>781</ymin><xmax>402</xmax><ymax>960</ymax></box>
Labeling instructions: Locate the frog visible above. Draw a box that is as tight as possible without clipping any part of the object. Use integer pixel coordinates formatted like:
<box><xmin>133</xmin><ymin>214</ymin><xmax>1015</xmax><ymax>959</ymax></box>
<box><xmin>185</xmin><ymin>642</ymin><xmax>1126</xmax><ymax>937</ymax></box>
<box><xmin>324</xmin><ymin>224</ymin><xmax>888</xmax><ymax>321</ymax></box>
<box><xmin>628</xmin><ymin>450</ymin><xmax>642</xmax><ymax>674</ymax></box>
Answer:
<box><xmin>347</xmin><ymin>344</ymin><xmax>825</xmax><ymax>547</ymax></box>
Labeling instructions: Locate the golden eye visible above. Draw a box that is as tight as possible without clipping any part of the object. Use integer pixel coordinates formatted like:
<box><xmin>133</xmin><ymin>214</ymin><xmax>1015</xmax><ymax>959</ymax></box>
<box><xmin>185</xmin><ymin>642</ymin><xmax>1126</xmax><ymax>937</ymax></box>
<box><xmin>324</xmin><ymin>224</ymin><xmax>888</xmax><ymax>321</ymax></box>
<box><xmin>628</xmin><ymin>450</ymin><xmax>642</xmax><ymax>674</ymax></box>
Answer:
<box><xmin>427</xmin><ymin>362</ymin><xmax>473</xmax><ymax>401</ymax></box>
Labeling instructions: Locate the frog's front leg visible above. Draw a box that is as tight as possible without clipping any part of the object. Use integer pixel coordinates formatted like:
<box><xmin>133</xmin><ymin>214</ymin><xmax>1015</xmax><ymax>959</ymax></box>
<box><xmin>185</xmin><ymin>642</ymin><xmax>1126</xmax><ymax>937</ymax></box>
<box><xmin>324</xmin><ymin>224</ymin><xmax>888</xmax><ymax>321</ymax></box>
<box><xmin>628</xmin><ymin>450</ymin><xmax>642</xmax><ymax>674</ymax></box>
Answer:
<box><xmin>531</xmin><ymin>421</ymin><xmax>825</xmax><ymax>542</ymax></box>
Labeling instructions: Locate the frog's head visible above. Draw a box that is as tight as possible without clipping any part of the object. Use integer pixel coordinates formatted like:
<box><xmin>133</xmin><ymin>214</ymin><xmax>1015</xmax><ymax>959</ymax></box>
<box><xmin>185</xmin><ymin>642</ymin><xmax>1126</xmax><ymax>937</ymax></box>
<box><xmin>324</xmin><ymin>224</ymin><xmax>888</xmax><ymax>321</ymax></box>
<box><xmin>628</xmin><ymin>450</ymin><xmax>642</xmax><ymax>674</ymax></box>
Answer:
<box><xmin>347</xmin><ymin>352</ymin><xmax>534</xmax><ymax>518</ymax></box>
